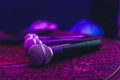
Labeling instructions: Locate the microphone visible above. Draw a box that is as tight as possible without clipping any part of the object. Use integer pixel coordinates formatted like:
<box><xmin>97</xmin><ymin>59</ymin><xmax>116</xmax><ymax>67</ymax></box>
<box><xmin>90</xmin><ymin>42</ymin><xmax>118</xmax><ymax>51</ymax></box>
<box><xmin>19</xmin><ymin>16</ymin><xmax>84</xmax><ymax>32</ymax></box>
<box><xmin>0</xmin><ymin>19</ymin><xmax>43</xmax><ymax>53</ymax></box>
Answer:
<box><xmin>25</xmin><ymin>33</ymin><xmax>92</xmax><ymax>40</ymax></box>
<box><xmin>27</xmin><ymin>39</ymin><xmax>101</xmax><ymax>66</ymax></box>
<box><xmin>24</xmin><ymin>33</ymin><xmax>96</xmax><ymax>50</ymax></box>
<box><xmin>42</xmin><ymin>37</ymin><xmax>96</xmax><ymax>46</ymax></box>
<box><xmin>24</xmin><ymin>33</ymin><xmax>42</xmax><ymax>51</ymax></box>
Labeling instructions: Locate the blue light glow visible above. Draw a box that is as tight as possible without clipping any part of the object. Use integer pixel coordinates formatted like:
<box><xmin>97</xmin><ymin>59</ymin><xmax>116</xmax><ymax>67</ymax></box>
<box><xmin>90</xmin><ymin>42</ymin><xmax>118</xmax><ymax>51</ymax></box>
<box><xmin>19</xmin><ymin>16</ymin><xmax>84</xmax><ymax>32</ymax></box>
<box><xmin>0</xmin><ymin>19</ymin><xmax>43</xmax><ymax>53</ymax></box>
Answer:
<box><xmin>68</xmin><ymin>19</ymin><xmax>104</xmax><ymax>36</ymax></box>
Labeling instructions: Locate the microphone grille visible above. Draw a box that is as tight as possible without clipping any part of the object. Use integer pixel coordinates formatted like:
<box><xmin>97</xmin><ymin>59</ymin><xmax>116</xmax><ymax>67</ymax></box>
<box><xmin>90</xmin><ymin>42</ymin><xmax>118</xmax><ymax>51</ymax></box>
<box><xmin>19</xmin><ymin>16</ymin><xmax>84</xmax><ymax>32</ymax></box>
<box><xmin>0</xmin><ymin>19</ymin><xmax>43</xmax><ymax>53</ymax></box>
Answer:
<box><xmin>24</xmin><ymin>33</ymin><xmax>38</xmax><ymax>40</ymax></box>
<box><xmin>28</xmin><ymin>44</ymin><xmax>53</xmax><ymax>66</ymax></box>
<box><xmin>28</xmin><ymin>44</ymin><xmax>45</xmax><ymax>65</ymax></box>
<box><xmin>42</xmin><ymin>44</ymin><xmax>53</xmax><ymax>64</ymax></box>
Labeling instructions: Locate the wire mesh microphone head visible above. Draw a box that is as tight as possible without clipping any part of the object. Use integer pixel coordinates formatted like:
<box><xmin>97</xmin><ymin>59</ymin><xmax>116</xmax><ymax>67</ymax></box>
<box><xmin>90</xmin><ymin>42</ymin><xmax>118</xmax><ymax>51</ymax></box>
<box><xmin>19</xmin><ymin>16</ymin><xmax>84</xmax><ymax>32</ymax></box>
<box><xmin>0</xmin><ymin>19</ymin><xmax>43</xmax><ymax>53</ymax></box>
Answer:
<box><xmin>24</xmin><ymin>33</ymin><xmax>42</xmax><ymax>51</ymax></box>
<box><xmin>24</xmin><ymin>33</ymin><xmax>38</xmax><ymax>40</ymax></box>
<box><xmin>28</xmin><ymin>44</ymin><xmax>53</xmax><ymax>66</ymax></box>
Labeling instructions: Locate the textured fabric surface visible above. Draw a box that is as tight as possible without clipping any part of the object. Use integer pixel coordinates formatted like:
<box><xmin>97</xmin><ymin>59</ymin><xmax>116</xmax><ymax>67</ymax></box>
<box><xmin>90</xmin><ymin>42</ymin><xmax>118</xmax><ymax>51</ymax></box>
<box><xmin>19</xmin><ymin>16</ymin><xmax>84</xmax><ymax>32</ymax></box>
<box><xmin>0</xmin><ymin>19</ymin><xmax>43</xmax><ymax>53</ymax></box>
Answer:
<box><xmin>0</xmin><ymin>32</ymin><xmax>120</xmax><ymax>80</ymax></box>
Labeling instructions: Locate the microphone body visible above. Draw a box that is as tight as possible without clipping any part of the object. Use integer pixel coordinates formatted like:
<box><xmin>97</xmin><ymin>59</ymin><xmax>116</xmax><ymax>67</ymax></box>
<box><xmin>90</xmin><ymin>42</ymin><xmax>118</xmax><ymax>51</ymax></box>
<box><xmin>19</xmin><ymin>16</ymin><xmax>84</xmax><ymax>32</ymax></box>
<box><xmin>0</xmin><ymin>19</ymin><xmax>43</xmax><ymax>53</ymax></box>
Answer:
<box><xmin>52</xmin><ymin>39</ymin><xmax>101</xmax><ymax>60</ymax></box>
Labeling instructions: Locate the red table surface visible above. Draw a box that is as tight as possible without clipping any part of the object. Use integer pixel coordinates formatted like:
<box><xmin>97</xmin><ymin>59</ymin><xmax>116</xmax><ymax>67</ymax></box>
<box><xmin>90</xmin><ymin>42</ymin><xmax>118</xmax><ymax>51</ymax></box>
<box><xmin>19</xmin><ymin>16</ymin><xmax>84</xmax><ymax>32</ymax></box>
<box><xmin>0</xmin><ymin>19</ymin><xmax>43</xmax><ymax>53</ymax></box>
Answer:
<box><xmin>0</xmin><ymin>31</ymin><xmax>120</xmax><ymax>80</ymax></box>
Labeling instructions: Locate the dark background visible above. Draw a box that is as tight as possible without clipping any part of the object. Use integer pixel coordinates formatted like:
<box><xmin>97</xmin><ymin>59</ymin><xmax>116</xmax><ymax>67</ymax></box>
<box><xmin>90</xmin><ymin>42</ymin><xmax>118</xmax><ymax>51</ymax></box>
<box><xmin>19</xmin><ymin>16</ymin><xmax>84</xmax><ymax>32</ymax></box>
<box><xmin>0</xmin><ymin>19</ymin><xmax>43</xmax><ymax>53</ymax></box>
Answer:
<box><xmin>0</xmin><ymin>0</ymin><xmax>119</xmax><ymax>37</ymax></box>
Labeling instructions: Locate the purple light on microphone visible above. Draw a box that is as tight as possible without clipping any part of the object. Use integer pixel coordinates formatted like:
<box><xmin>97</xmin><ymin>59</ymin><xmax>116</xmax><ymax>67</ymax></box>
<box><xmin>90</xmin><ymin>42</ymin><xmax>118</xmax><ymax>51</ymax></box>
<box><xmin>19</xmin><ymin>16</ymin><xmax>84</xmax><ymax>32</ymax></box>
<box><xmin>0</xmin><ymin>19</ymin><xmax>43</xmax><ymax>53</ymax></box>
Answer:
<box><xmin>24</xmin><ymin>33</ymin><xmax>42</xmax><ymax>51</ymax></box>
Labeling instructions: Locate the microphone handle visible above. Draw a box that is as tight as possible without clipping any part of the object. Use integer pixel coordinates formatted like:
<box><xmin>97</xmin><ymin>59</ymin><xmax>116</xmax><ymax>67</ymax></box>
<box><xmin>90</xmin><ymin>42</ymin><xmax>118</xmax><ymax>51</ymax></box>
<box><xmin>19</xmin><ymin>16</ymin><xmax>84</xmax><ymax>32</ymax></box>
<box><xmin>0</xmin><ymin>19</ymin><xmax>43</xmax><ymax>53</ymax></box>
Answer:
<box><xmin>52</xmin><ymin>39</ymin><xmax>101</xmax><ymax>60</ymax></box>
<box><xmin>43</xmin><ymin>37</ymin><xmax>95</xmax><ymax>46</ymax></box>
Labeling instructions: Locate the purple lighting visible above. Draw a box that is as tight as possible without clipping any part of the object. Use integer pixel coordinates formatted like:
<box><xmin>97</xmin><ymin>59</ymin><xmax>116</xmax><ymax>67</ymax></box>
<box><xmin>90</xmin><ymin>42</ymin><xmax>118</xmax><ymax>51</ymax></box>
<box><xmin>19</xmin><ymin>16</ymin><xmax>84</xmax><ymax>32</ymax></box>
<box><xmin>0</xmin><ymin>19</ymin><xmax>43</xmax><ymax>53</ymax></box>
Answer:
<box><xmin>31</xmin><ymin>20</ymin><xmax>48</xmax><ymax>30</ymax></box>
<box><xmin>30</xmin><ymin>20</ymin><xmax>58</xmax><ymax>30</ymax></box>
<box><xmin>49</xmin><ymin>23</ymin><xmax>58</xmax><ymax>30</ymax></box>
<box><xmin>24</xmin><ymin>20</ymin><xmax>58</xmax><ymax>33</ymax></box>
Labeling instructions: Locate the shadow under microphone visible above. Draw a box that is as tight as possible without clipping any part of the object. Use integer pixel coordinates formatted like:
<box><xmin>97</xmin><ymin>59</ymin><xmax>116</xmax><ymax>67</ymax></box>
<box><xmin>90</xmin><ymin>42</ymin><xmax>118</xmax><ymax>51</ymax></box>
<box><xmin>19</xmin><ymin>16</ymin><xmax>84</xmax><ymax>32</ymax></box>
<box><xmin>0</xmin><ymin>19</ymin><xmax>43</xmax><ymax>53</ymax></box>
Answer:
<box><xmin>27</xmin><ymin>39</ymin><xmax>102</xmax><ymax>66</ymax></box>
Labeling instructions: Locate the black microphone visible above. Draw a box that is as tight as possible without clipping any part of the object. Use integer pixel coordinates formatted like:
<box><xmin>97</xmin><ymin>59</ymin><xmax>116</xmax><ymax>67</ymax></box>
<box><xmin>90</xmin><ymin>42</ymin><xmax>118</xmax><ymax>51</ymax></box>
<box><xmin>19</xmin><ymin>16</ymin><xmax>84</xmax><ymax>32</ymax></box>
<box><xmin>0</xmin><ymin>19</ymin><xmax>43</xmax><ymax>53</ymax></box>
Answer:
<box><xmin>24</xmin><ymin>33</ymin><xmax>96</xmax><ymax>51</ymax></box>
<box><xmin>27</xmin><ymin>39</ymin><xmax>101</xmax><ymax>66</ymax></box>
<box><xmin>42</xmin><ymin>37</ymin><xmax>96</xmax><ymax>46</ymax></box>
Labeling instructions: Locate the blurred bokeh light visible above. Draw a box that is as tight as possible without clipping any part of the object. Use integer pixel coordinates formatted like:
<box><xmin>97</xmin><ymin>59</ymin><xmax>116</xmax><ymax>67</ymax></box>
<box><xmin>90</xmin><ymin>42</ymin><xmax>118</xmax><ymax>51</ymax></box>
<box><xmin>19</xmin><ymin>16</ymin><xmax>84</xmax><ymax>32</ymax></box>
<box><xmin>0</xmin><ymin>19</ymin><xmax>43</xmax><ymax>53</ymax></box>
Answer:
<box><xmin>68</xmin><ymin>19</ymin><xmax>104</xmax><ymax>36</ymax></box>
